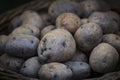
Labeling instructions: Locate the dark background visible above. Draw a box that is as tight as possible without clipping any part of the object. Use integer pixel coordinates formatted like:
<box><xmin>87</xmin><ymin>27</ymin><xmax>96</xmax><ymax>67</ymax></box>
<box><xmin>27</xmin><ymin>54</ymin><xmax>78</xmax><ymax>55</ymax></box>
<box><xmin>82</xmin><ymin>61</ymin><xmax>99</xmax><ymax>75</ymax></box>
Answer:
<box><xmin>0</xmin><ymin>0</ymin><xmax>32</xmax><ymax>14</ymax></box>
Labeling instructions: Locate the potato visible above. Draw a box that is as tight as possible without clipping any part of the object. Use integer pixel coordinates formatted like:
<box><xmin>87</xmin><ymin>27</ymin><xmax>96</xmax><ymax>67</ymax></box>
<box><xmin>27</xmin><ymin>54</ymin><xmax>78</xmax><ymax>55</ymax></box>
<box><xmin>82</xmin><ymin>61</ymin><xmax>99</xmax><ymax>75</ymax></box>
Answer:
<box><xmin>103</xmin><ymin>34</ymin><xmax>120</xmax><ymax>53</ymax></box>
<box><xmin>65</xmin><ymin>61</ymin><xmax>91</xmax><ymax>79</ymax></box>
<box><xmin>56</xmin><ymin>13</ymin><xmax>81</xmax><ymax>34</ymax></box>
<box><xmin>70</xmin><ymin>50</ymin><xmax>88</xmax><ymax>63</ymax></box>
<box><xmin>81</xmin><ymin>18</ymin><xmax>89</xmax><ymax>25</ymax></box>
<box><xmin>48</xmin><ymin>0</ymin><xmax>82</xmax><ymax>20</ymax></box>
<box><xmin>11</xmin><ymin>24</ymin><xmax>40</xmax><ymax>38</ymax></box>
<box><xmin>89</xmin><ymin>12</ymin><xmax>119</xmax><ymax>34</ymax></box>
<box><xmin>80</xmin><ymin>0</ymin><xmax>110</xmax><ymax>18</ymax></box>
<box><xmin>20</xmin><ymin>57</ymin><xmax>41</xmax><ymax>78</ymax></box>
<box><xmin>38</xmin><ymin>62</ymin><xmax>72</xmax><ymax>80</ymax></box>
<box><xmin>0</xmin><ymin>35</ymin><xmax>8</xmax><ymax>55</ymax></box>
<box><xmin>9</xmin><ymin>16</ymin><xmax>22</xmax><ymax>33</ymax></box>
<box><xmin>41</xmin><ymin>25</ymin><xmax>56</xmax><ymax>38</ymax></box>
<box><xmin>21</xmin><ymin>10</ymin><xmax>44</xmax><ymax>30</ymax></box>
<box><xmin>74</xmin><ymin>22</ymin><xmax>103</xmax><ymax>52</ymax></box>
<box><xmin>89</xmin><ymin>43</ymin><xmax>119</xmax><ymax>73</ymax></box>
<box><xmin>5</xmin><ymin>34</ymin><xmax>39</xmax><ymax>58</ymax></box>
<box><xmin>38</xmin><ymin>29</ymin><xmax>76</xmax><ymax>62</ymax></box>
<box><xmin>40</xmin><ymin>13</ymin><xmax>53</xmax><ymax>26</ymax></box>
<box><xmin>0</xmin><ymin>54</ymin><xmax>24</xmax><ymax>72</ymax></box>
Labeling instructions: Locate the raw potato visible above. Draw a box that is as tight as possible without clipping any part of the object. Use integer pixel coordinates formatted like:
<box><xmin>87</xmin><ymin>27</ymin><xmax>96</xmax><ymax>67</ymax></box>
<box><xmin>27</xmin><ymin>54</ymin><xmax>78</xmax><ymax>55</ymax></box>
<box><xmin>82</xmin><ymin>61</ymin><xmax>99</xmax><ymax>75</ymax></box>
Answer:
<box><xmin>11</xmin><ymin>24</ymin><xmax>40</xmax><ymax>38</ymax></box>
<box><xmin>38</xmin><ymin>62</ymin><xmax>72</xmax><ymax>80</ymax></box>
<box><xmin>9</xmin><ymin>16</ymin><xmax>22</xmax><ymax>33</ymax></box>
<box><xmin>70</xmin><ymin>50</ymin><xmax>88</xmax><ymax>63</ymax></box>
<box><xmin>0</xmin><ymin>54</ymin><xmax>24</xmax><ymax>72</ymax></box>
<box><xmin>0</xmin><ymin>35</ymin><xmax>8</xmax><ymax>55</ymax></box>
<box><xmin>89</xmin><ymin>43</ymin><xmax>119</xmax><ymax>73</ymax></box>
<box><xmin>103</xmin><ymin>34</ymin><xmax>120</xmax><ymax>53</ymax></box>
<box><xmin>74</xmin><ymin>22</ymin><xmax>103</xmax><ymax>52</ymax></box>
<box><xmin>81</xmin><ymin>18</ymin><xmax>89</xmax><ymax>25</ymax></box>
<box><xmin>49</xmin><ymin>0</ymin><xmax>82</xmax><ymax>20</ymax></box>
<box><xmin>20</xmin><ymin>57</ymin><xmax>41</xmax><ymax>78</ymax></box>
<box><xmin>41</xmin><ymin>25</ymin><xmax>56</xmax><ymax>38</ymax></box>
<box><xmin>56</xmin><ymin>13</ymin><xmax>81</xmax><ymax>34</ymax></box>
<box><xmin>65</xmin><ymin>61</ymin><xmax>91</xmax><ymax>79</ymax></box>
<box><xmin>40</xmin><ymin>13</ymin><xmax>53</xmax><ymax>26</ymax></box>
<box><xmin>38</xmin><ymin>29</ymin><xmax>76</xmax><ymax>62</ymax></box>
<box><xmin>89</xmin><ymin>12</ymin><xmax>119</xmax><ymax>34</ymax></box>
<box><xmin>80</xmin><ymin>0</ymin><xmax>110</xmax><ymax>18</ymax></box>
<box><xmin>21</xmin><ymin>10</ymin><xmax>44</xmax><ymax>30</ymax></box>
<box><xmin>5</xmin><ymin>34</ymin><xmax>39</xmax><ymax>58</ymax></box>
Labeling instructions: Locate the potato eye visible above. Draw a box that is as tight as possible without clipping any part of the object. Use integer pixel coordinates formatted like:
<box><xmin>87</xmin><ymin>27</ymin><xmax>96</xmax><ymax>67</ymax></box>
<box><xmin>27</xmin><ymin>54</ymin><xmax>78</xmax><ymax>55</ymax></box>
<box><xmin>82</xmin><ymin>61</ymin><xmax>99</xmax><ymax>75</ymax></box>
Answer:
<box><xmin>13</xmin><ymin>37</ymin><xmax>16</xmax><ymax>40</ymax></box>
<box><xmin>31</xmin><ymin>40</ymin><xmax>34</xmax><ymax>44</ymax></box>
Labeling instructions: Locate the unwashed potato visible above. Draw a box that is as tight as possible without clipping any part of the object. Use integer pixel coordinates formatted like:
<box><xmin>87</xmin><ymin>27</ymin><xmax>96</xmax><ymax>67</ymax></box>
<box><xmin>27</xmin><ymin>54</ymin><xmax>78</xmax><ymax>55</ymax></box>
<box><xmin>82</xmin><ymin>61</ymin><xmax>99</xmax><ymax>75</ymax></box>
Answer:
<box><xmin>20</xmin><ymin>57</ymin><xmax>41</xmax><ymax>78</ymax></box>
<box><xmin>40</xmin><ymin>25</ymin><xmax>56</xmax><ymax>38</ymax></box>
<box><xmin>38</xmin><ymin>62</ymin><xmax>72</xmax><ymax>80</ymax></box>
<box><xmin>9</xmin><ymin>16</ymin><xmax>22</xmax><ymax>33</ymax></box>
<box><xmin>56</xmin><ymin>13</ymin><xmax>82</xmax><ymax>34</ymax></box>
<box><xmin>5</xmin><ymin>34</ymin><xmax>39</xmax><ymax>58</ymax></box>
<box><xmin>80</xmin><ymin>0</ymin><xmax>110</xmax><ymax>18</ymax></box>
<box><xmin>65</xmin><ymin>61</ymin><xmax>91</xmax><ymax>80</ymax></box>
<box><xmin>89</xmin><ymin>11</ymin><xmax>119</xmax><ymax>34</ymax></box>
<box><xmin>0</xmin><ymin>54</ymin><xmax>24</xmax><ymax>72</ymax></box>
<box><xmin>0</xmin><ymin>35</ymin><xmax>8</xmax><ymax>55</ymax></box>
<box><xmin>74</xmin><ymin>22</ymin><xmax>103</xmax><ymax>52</ymax></box>
<box><xmin>103</xmin><ymin>34</ymin><xmax>120</xmax><ymax>53</ymax></box>
<box><xmin>48</xmin><ymin>0</ymin><xmax>82</xmax><ymax>20</ymax></box>
<box><xmin>11</xmin><ymin>24</ymin><xmax>40</xmax><ymax>38</ymax></box>
<box><xmin>70</xmin><ymin>50</ymin><xmax>88</xmax><ymax>63</ymax></box>
<box><xmin>81</xmin><ymin>18</ymin><xmax>89</xmax><ymax>25</ymax></box>
<box><xmin>89</xmin><ymin>43</ymin><xmax>119</xmax><ymax>73</ymax></box>
<box><xmin>38</xmin><ymin>29</ymin><xmax>76</xmax><ymax>62</ymax></box>
<box><xmin>21</xmin><ymin>10</ymin><xmax>44</xmax><ymax>30</ymax></box>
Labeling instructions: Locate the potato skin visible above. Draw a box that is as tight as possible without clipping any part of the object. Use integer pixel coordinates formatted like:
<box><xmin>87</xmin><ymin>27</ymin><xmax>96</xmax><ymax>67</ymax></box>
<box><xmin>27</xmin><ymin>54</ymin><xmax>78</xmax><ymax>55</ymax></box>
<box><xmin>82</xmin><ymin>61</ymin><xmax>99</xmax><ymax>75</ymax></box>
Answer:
<box><xmin>74</xmin><ymin>22</ymin><xmax>103</xmax><ymax>52</ymax></box>
<box><xmin>5</xmin><ymin>34</ymin><xmax>39</xmax><ymax>58</ymax></box>
<box><xmin>80</xmin><ymin>0</ymin><xmax>110</xmax><ymax>18</ymax></box>
<box><xmin>38</xmin><ymin>62</ymin><xmax>72</xmax><ymax>80</ymax></box>
<box><xmin>20</xmin><ymin>57</ymin><xmax>41</xmax><ymax>78</ymax></box>
<box><xmin>21</xmin><ymin>10</ymin><xmax>44</xmax><ymax>30</ymax></box>
<box><xmin>103</xmin><ymin>34</ymin><xmax>120</xmax><ymax>53</ymax></box>
<box><xmin>89</xmin><ymin>43</ymin><xmax>119</xmax><ymax>73</ymax></box>
<box><xmin>38</xmin><ymin>29</ymin><xmax>76</xmax><ymax>62</ymax></box>
<box><xmin>11</xmin><ymin>24</ymin><xmax>40</xmax><ymax>38</ymax></box>
<box><xmin>89</xmin><ymin>12</ymin><xmax>119</xmax><ymax>34</ymax></box>
<box><xmin>0</xmin><ymin>54</ymin><xmax>24</xmax><ymax>72</ymax></box>
<box><xmin>0</xmin><ymin>35</ymin><xmax>8</xmax><ymax>55</ymax></box>
<box><xmin>41</xmin><ymin>25</ymin><xmax>56</xmax><ymax>38</ymax></box>
<box><xmin>65</xmin><ymin>61</ymin><xmax>91</xmax><ymax>79</ymax></box>
<box><xmin>48</xmin><ymin>0</ymin><xmax>82</xmax><ymax>20</ymax></box>
<box><xmin>56</xmin><ymin>13</ymin><xmax>81</xmax><ymax>34</ymax></box>
<box><xmin>81</xmin><ymin>18</ymin><xmax>89</xmax><ymax>25</ymax></box>
<box><xmin>70</xmin><ymin>50</ymin><xmax>88</xmax><ymax>63</ymax></box>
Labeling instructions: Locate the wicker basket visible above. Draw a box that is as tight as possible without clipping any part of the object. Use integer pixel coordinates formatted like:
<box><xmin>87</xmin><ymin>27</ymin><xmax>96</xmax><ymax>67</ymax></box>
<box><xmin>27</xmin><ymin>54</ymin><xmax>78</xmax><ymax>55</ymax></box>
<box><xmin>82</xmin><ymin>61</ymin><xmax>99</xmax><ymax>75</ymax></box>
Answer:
<box><xmin>0</xmin><ymin>0</ymin><xmax>120</xmax><ymax>80</ymax></box>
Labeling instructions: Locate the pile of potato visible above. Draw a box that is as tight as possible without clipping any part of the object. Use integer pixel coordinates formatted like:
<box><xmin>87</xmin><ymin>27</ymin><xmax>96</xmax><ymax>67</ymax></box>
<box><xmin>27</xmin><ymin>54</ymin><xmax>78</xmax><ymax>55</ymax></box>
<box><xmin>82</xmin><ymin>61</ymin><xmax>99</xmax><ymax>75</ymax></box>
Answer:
<box><xmin>0</xmin><ymin>0</ymin><xmax>120</xmax><ymax>80</ymax></box>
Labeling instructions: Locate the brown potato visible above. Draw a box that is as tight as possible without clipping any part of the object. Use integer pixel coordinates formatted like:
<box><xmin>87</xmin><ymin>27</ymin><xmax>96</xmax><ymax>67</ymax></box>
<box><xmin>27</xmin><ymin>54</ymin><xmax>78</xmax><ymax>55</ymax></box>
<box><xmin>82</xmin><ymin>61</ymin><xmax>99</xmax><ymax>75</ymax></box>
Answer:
<box><xmin>0</xmin><ymin>54</ymin><xmax>24</xmax><ymax>72</ymax></box>
<box><xmin>81</xmin><ymin>18</ymin><xmax>89</xmax><ymax>25</ymax></box>
<box><xmin>38</xmin><ymin>29</ymin><xmax>76</xmax><ymax>62</ymax></box>
<box><xmin>11</xmin><ymin>24</ymin><xmax>40</xmax><ymax>38</ymax></box>
<box><xmin>89</xmin><ymin>43</ymin><xmax>119</xmax><ymax>73</ymax></box>
<box><xmin>89</xmin><ymin>12</ymin><xmax>119</xmax><ymax>34</ymax></box>
<box><xmin>40</xmin><ymin>25</ymin><xmax>56</xmax><ymax>38</ymax></box>
<box><xmin>5</xmin><ymin>34</ymin><xmax>39</xmax><ymax>58</ymax></box>
<box><xmin>74</xmin><ymin>22</ymin><xmax>103</xmax><ymax>52</ymax></box>
<box><xmin>38</xmin><ymin>62</ymin><xmax>72</xmax><ymax>80</ymax></box>
<box><xmin>56</xmin><ymin>13</ymin><xmax>81</xmax><ymax>34</ymax></box>
<box><xmin>103</xmin><ymin>34</ymin><xmax>120</xmax><ymax>53</ymax></box>
<box><xmin>21</xmin><ymin>10</ymin><xmax>44</xmax><ymax>30</ymax></box>
<box><xmin>70</xmin><ymin>50</ymin><xmax>88</xmax><ymax>63</ymax></box>
<box><xmin>0</xmin><ymin>35</ymin><xmax>8</xmax><ymax>55</ymax></box>
<box><xmin>20</xmin><ymin>57</ymin><xmax>41</xmax><ymax>78</ymax></box>
<box><xmin>65</xmin><ymin>61</ymin><xmax>91</xmax><ymax>79</ymax></box>
<box><xmin>80</xmin><ymin>0</ymin><xmax>110</xmax><ymax>18</ymax></box>
<box><xmin>48</xmin><ymin>0</ymin><xmax>82</xmax><ymax>20</ymax></box>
